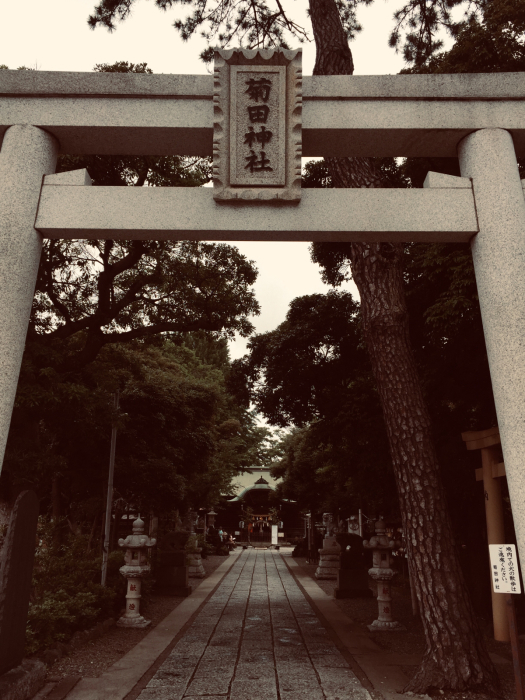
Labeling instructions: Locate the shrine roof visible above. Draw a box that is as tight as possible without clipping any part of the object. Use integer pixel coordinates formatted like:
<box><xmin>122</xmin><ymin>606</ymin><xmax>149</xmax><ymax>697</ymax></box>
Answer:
<box><xmin>228</xmin><ymin>475</ymin><xmax>276</xmax><ymax>502</ymax></box>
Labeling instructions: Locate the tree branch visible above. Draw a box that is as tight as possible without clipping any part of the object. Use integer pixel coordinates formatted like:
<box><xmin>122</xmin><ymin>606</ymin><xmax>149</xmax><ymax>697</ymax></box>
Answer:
<box><xmin>44</xmin><ymin>241</ymin><xmax>74</xmax><ymax>326</ymax></box>
<box><xmin>60</xmin><ymin>317</ymin><xmax>226</xmax><ymax>371</ymax></box>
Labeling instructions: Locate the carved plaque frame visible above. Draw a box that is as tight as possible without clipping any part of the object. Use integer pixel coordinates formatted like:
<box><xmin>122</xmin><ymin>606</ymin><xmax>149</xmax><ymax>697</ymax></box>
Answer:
<box><xmin>213</xmin><ymin>48</ymin><xmax>302</xmax><ymax>202</ymax></box>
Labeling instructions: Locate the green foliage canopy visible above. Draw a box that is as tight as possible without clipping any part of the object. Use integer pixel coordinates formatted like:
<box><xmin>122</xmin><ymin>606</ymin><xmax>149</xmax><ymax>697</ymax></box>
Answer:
<box><xmin>234</xmin><ymin>291</ymin><xmax>394</xmax><ymax>515</ymax></box>
<box><xmin>5</xmin><ymin>336</ymin><xmax>270</xmax><ymax>518</ymax></box>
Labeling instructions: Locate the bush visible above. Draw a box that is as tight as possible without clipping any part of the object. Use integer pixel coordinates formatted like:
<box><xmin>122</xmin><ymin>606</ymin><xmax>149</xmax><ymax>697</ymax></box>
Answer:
<box><xmin>26</xmin><ymin>518</ymin><xmax>126</xmax><ymax>655</ymax></box>
<box><xmin>26</xmin><ymin>585</ymin><xmax>115</xmax><ymax>654</ymax></box>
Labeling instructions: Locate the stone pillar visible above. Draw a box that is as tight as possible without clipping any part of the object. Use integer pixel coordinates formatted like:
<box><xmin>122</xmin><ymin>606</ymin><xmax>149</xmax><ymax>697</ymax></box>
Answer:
<box><xmin>0</xmin><ymin>125</ymin><xmax>58</xmax><ymax>470</ymax></box>
<box><xmin>120</xmin><ymin>577</ymin><xmax>145</xmax><ymax>627</ymax></box>
<box><xmin>458</xmin><ymin>128</ymin><xmax>525</xmax><ymax>576</ymax></box>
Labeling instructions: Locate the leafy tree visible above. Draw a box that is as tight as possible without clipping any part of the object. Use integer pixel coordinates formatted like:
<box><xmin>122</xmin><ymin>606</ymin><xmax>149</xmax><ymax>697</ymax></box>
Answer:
<box><xmin>395</xmin><ymin>3</ymin><xmax>525</xmax><ymax>616</ymax></box>
<box><xmin>86</xmin><ymin>0</ymin><xmax>476</xmax><ymax>68</ymax></box>
<box><xmin>271</xmin><ymin>425</ymin><xmax>393</xmax><ymax>518</ymax></box>
<box><xmin>402</xmin><ymin>0</ymin><xmax>525</xmax><ymax>74</ymax></box>
<box><xmin>396</xmin><ymin>0</ymin><xmax>525</xmax><ymax>526</ymax></box>
<box><xmin>236</xmin><ymin>291</ymin><xmax>363</xmax><ymax>426</ymax></box>
<box><xmin>4</xmin><ymin>336</ymin><xmax>270</xmax><ymax>527</ymax></box>
<box><xmin>82</xmin><ymin>3</ymin><xmax>506</xmax><ymax>693</ymax></box>
<box><xmin>32</xmin><ymin>237</ymin><xmax>258</xmax><ymax>372</ymax></box>
<box><xmin>234</xmin><ymin>291</ymin><xmax>395</xmax><ymax>516</ymax></box>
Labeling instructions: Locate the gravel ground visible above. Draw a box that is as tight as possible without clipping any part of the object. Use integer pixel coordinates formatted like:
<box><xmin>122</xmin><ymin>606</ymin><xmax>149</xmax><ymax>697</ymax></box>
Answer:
<box><xmin>44</xmin><ymin>554</ymin><xmax>228</xmax><ymax>682</ymax></box>
<box><xmin>296</xmin><ymin>557</ymin><xmax>524</xmax><ymax>700</ymax></box>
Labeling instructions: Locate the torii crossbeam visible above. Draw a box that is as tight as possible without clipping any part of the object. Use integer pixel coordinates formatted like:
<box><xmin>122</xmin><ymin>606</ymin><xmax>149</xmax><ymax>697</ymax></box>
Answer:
<box><xmin>1</xmin><ymin>70</ymin><xmax>525</xmax><ymax>570</ymax></box>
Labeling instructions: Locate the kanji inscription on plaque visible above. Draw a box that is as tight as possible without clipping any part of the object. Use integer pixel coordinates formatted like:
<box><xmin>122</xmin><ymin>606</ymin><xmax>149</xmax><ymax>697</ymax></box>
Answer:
<box><xmin>213</xmin><ymin>48</ymin><xmax>302</xmax><ymax>202</ymax></box>
<box><xmin>231</xmin><ymin>65</ymin><xmax>285</xmax><ymax>186</ymax></box>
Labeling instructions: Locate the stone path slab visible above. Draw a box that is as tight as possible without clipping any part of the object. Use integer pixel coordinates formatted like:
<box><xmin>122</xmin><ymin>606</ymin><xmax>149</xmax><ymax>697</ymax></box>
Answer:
<box><xmin>137</xmin><ymin>550</ymin><xmax>372</xmax><ymax>700</ymax></box>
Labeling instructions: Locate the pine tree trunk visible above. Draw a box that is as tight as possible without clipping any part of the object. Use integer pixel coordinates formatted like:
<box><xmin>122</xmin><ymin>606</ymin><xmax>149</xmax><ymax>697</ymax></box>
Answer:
<box><xmin>308</xmin><ymin>0</ymin><xmax>500</xmax><ymax>694</ymax></box>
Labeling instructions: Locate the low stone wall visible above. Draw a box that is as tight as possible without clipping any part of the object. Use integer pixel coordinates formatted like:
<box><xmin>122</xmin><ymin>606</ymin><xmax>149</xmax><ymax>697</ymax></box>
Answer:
<box><xmin>0</xmin><ymin>658</ymin><xmax>46</xmax><ymax>700</ymax></box>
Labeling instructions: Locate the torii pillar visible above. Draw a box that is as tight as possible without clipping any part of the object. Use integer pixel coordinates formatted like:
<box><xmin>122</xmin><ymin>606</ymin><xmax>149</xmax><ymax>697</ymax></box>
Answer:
<box><xmin>0</xmin><ymin>125</ymin><xmax>58</xmax><ymax>462</ymax></box>
<box><xmin>459</xmin><ymin>129</ymin><xmax>525</xmax><ymax>592</ymax></box>
<box><xmin>462</xmin><ymin>427</ymin><xmax>509</xmax><ymax>642</ymax></box>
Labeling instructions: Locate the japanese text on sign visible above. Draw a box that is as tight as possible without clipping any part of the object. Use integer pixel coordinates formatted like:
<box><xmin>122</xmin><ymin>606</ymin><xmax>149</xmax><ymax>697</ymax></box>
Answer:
<box><xmin>489</xmin><ymin>544</ymin><xmax>521</xmax><ymax>594</ymax></box>
<box><xmin>244</xmin><ymin>78</ymin><xmax>274</xmax><ymax>175</ymax></box>
<box><xmin>229</xmin><ymin>65</ymin><xmax>285</xmax><ymax>187</ymax></box>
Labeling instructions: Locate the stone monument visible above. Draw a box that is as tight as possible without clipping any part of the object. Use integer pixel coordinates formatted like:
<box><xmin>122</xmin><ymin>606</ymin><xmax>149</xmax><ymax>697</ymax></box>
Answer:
<box><xmin>315</xmin><ymin>513</ymin><xmax>341</xmax><ymax>580</ymax></box>
<box><xmin>155</xmin><ymin>531</ymin><xmax>191</xmax><ymax>597</ymax></box>
<box><xmin>213</xmin><ymin>47</ymin><xmax>302</xmax><ymax>201</ymax></box>
<box><xmin>117</xmin><ymin>516</ymin><xmax>156</xmax><ymax>628</ymax></box>
<box><xmin>334</xmin><ymin>533</ymin><xmax>372</xmax><ymax>599</ymax></box>
<box><xmin>363</xmin><ymin>520</ymin><xmax>405</xmax><ymax>631</ymax></box>
<box><xmin>0</xmin><ymin>490</ymin><xmax>39</xmax><ymax>675</ymax></box>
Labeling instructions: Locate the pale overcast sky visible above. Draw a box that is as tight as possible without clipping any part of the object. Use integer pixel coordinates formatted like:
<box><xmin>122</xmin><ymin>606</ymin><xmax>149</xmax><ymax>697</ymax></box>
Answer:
<box><xmin>1</xmin><ymin>0</ymin><xmax>418</xmax><ymax>359</ymax></box>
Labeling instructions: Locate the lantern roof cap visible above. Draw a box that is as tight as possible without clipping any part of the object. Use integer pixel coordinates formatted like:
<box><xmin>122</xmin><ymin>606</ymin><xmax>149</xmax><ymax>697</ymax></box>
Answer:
<box><xmin>132</xmin><ymin>516</ymin><xmax>145</xmax><ymax>533</ymax></box>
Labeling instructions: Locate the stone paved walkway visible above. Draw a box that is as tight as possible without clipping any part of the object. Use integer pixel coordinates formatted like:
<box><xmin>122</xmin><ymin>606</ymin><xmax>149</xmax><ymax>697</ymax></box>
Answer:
<box><xmin>137</xmin><ymin>549</ymin><xmax>372</xmax><ymax>700</ymax></box>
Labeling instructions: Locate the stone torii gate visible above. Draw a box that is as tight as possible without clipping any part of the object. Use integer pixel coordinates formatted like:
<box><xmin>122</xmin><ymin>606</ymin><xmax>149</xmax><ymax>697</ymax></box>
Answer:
<box><xmin>1</xmin><ymin>66</ymin><xmax>525</xmax><ymax>571</ymax></box>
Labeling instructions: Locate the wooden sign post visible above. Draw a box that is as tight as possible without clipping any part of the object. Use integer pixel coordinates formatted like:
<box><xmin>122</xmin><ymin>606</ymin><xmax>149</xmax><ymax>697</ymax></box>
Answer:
<box><xmin>489</xmin><ymin>544</ymin><xmax>523</xmax><ymax>700</ymax></box>
<box><xmin>462</xmin><ymin>427</ymin><xmax>509</xmax><ymax>641</ymax></box>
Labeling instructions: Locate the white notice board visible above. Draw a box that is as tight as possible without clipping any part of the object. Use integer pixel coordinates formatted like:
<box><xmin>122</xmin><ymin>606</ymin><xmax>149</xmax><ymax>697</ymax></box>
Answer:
<box><xmin>271</xmin><ymin>525</ymin><xmax>278</xmax><ymax>545</ymax></box>
<box><xmin>489</xmin><ymin>544</ymin><xmax>521</xmax><ymax>594</ymax></box>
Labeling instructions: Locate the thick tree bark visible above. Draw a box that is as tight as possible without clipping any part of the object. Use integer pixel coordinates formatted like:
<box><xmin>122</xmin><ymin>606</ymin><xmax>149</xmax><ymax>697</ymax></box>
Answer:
<box><xmin>308</xmin><ymin>0</ymin><xmax>500</xmax><ymax>694</ymax></box>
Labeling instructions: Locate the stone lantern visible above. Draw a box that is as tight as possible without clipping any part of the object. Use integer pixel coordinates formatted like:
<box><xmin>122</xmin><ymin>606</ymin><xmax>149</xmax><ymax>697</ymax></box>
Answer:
<box><xmin>363</xmin><ymin>520</ymin><xmax>405</xmax><ymax>631</ymax></box>
<box><xmin>186</xmin><ymin>535</ymin><xmax>206</xmax><ymax>578</ymax></box>
<box><xmin>315</xmin><ymin>513</ymin><xmax>341</xmax><ymax>580</ymax></box>
<box><xmin>207</xmin><ymin>509</ymin><xmax>217</xmax><ymax>529</ymax></box>
<box><xmin>184</xmin><ymin>509</ymin><xmax>199</xmax><ymax>534</ymax></box>
<box><xmin>117</xmin><ymin>516</ymin><xmax>156</xmax><ymax>629</ymax></box>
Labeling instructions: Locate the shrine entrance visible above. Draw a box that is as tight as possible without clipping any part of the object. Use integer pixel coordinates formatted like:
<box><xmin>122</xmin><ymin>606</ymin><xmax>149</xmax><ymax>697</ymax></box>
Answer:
<box><xmin>227</xmin><ymin>476</ymin><xmax>279</xmax><ymax>545</ymax></box>
<box><xmin>2</xmin><ymin>58</ymin><xmax>525</xmax><ymax>574</ymax></box>
<box><xmin>249</xmin><ymin>518</ymin><xmax>272</xmax><ymax>545</ymax></box>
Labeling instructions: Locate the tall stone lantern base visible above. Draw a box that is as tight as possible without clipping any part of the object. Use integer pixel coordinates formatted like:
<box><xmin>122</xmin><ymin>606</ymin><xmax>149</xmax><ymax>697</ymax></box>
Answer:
<box><xmin>117</xmin><ymin>576</ymin><xmax>151</xmax><ymax>629</ymax></box>
<box><xmin>187</xmin><ymin>547</ymin><xmax>205</xmax><ymax>578</ymax></box>
<box><xmin>315</xmin><ymin>536</ymin><xmax>341</xmax><ymax>580</ymax></box>
<box><xmin>367</xmin><ymin>569</ymin><xmax>406</xmax><ymax>632</ymax></box>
